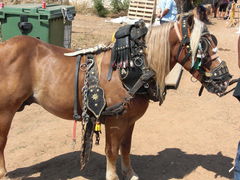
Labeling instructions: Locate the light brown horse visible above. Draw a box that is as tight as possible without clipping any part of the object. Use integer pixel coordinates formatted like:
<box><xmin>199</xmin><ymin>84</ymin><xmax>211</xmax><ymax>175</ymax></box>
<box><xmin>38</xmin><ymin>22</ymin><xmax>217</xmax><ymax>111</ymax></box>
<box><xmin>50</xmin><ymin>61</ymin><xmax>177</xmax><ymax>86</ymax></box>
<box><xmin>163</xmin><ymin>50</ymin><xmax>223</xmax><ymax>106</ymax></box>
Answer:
<box><xmin>0</xmin><ymin>14</ymin><xmax>231</xmax><ymax>180</ymax></box>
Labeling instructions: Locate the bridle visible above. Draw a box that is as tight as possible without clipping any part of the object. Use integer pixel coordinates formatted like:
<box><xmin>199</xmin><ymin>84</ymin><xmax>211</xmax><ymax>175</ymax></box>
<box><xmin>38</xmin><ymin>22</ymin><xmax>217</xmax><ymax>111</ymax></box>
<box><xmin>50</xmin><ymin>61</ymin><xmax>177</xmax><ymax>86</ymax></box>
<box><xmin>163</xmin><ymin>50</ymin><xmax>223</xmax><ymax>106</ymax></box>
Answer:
<box><xmin>174</xmin><ymin>15</ymin><xmax>232</xmax><ymax>95</ymax></box>
<box><xmin>175</xmin><ymin>16</ymin><xmax>192</xmax><ymax>67</ymax></box>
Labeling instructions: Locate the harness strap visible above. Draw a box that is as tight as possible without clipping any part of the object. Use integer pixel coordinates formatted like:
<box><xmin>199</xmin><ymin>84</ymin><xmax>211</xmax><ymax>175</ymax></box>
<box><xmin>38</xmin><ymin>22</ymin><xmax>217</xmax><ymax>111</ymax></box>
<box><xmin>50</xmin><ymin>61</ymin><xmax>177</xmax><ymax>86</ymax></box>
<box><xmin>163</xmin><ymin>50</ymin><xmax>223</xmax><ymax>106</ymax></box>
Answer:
<box><xmin>73</xmin><ymin>55</ymin><xmax>81</xmax><ymax>120</ymax></box>
<box><xmin>181</xmin><ymin>48</ymin><xmax>192</xmax><ymax>66</ymax></box>
<box><xmin>107</xmin><ymin>46</ymin><xmax>116</xmax><ymax>81</ymax></box>
<box><xmin>128</xmin><ymin>70</ymin><xmax>155</xmax><ymax>97</ymax></box>
<box><xmin>198</xmin><ymin>85</ymin><xmax>204</xmax><ymax>96</ymax></box>
<box><xmin>177</xmin><ymin>16</ymin><xmax>192</xmax><ymax>67</ymax></box>
<box><xmin>102</xmin><ymin>102</ymin><xmax>125</xmax><ymax>116</ymax></box>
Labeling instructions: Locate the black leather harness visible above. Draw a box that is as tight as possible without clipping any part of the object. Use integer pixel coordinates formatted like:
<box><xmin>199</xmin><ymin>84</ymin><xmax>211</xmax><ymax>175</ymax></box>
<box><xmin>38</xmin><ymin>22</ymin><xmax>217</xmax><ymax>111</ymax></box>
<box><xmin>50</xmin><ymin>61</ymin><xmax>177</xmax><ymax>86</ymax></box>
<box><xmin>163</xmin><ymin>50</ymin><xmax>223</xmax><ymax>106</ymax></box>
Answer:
<box><xmin>73</xmin><ymin>55</ymin><xmax>81</xmax><ymax>120</ymax></box>
<box><xmin>177</xmin><ymin>15</ymin><xmax>192</xmax><ymax>67</ymax></box>
<box><xmin>107</xmin><ymin>20</ymin><xmax>164</xmax><ymax>103</ymax></box>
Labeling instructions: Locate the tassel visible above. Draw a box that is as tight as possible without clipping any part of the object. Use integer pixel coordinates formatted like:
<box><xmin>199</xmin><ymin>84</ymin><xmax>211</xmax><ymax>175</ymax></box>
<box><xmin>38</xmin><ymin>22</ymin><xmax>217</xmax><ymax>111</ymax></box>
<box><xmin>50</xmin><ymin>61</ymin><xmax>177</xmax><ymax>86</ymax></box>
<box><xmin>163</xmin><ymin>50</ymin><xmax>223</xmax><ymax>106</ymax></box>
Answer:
<box><xmin>72</xmin><ymin>120</ymin><xmax>77</xmax><ymax>149</ymax></box>
<box><xmin>95</xmin><ymin>122</ymin><xmax>101</xmax><ymax>132</ymax></box>
<box><xmin>94</xmin><ymin>122</ymin><xmax>101</xmax><ymax>145</ymax></box>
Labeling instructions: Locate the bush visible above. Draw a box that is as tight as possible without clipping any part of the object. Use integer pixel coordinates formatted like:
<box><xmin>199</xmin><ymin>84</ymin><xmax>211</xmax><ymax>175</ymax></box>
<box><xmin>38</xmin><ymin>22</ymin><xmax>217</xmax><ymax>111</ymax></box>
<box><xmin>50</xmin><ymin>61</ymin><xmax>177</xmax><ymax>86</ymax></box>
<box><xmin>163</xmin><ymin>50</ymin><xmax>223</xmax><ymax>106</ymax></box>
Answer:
<box><xmin>111</xmin><ymin>0</ymin><xmax>129</xmax><ymax>13</ymax></box>
<box><xmin>71</xmin><ymin>1</ymin><xmax>93</xmax><ymax>14</ymax></box>
<box><xmin>93</xmin><ymin>0</ymin><xmax>109</xmax><ymax>17</ymax></box>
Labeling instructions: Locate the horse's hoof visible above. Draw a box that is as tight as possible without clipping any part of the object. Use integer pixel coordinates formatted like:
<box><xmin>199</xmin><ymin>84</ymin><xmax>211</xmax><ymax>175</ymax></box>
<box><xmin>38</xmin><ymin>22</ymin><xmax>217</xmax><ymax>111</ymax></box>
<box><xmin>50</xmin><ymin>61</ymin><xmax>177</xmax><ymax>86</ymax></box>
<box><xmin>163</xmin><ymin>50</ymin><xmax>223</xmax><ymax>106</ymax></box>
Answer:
<box><xmin>132</xmin><ymin>175</ymin><xmax>139</xmax><ymax>180</ymax></box>
<box><xmin>124</xmin><ymin>175</ymin><xmax>139</xmax><ymax>180</ymax></box>
<box><xmin>0</xmin><ymin>170</ymin><xmax>7</xmax><ymax>180</ymax></box>
<box><xmin>128</xmin><ymin>175</ymin><xmax>139</xmax><ymax>180</ymax></box>
<box><xmin>124</xmin><ymin>172</ymin><xmax>139</xmax><ymax>180</ymax></box>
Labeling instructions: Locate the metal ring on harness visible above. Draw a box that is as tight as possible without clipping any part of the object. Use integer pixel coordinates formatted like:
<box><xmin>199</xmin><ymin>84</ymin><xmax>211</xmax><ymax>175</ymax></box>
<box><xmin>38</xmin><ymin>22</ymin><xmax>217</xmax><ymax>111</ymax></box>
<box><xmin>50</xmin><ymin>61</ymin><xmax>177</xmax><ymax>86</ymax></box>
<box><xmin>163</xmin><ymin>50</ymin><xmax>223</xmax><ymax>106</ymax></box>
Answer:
<box><xmin>144</xmin><ymin>83</ymin><xmax>149</xmax><ymax>88</ymax></box>
<box><xmin>191</xmin><ymin>76</ymin><xmax>198</xmax><ymax>83</ymax></box>
<box><xmin>134</xmin><ymin>57</ymin><xmax>144</xmax><ymax>67</ymax></box>
<box><xmin>80</xmin><ymin>63</ymin><xmax>87</xmax><ymax>71</ymax></box>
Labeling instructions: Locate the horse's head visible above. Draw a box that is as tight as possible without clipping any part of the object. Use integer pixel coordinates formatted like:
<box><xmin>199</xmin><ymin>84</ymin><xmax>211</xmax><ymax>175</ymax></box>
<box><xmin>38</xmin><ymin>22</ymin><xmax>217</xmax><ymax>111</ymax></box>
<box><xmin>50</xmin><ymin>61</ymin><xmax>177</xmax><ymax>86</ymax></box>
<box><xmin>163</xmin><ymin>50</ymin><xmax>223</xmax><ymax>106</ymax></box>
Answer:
<box><xmin>145</xmin><ymin>14</ymin><xmax>231</xmax><ymax>97</ymax></box>
<box><xmin>175</xmin><ymin>14</ymin><xmax>231</xmax><ymax>95</ymax></box>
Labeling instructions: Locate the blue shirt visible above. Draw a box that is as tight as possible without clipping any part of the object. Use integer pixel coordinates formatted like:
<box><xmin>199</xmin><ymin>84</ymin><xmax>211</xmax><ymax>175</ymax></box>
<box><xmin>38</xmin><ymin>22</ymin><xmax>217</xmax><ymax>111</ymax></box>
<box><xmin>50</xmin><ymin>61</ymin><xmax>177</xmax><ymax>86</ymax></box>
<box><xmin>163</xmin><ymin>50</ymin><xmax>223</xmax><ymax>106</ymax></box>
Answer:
<box><xmin>159</xmin><ymin>0</ymin><xmax>177</xmax><ymax>22</ymax></box>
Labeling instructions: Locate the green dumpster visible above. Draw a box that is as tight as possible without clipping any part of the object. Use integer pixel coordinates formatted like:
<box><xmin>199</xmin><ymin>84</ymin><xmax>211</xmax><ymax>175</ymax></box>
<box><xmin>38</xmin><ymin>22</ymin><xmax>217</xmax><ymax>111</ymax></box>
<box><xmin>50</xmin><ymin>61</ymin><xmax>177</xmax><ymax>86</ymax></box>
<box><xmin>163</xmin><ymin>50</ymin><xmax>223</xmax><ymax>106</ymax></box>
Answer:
<box><xmin>0</xmin><ymin>4</ymin><xmax>75</xmax><ymax>48</ymax></box>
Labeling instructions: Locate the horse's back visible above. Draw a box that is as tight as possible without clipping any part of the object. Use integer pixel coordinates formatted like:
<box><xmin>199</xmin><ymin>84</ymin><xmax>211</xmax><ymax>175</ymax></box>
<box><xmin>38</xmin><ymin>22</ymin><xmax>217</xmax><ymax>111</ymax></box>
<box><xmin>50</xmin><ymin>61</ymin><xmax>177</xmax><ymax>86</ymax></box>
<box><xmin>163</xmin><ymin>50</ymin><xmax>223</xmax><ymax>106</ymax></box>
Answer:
<box><xmin>1</xmin><ymin>35</ymin><xmax>73</xmax><ymax>54</ymax></box>
<box><xmin>0</xmin><ymin>35</ymin><xmax>75</xmax><ymax>112</ymax></box>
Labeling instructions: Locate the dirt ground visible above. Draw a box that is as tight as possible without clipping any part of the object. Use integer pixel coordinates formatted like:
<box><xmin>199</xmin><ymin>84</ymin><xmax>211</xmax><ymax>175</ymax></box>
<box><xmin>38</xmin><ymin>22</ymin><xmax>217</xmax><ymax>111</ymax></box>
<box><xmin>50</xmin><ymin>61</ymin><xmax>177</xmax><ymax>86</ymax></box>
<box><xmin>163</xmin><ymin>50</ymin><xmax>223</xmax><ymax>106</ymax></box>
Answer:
<box><xmin>3</xmin><ymin>14</ymin><xmax>240</xmax><ymax>180</ymax></box>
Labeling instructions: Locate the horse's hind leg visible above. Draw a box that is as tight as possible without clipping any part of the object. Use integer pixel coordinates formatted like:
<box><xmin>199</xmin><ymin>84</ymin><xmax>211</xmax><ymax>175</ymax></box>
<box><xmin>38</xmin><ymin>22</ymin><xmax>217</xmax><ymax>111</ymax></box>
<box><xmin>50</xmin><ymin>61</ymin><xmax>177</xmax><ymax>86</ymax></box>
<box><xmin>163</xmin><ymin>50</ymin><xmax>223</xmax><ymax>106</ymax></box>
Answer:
<box><xmin>0</xmin><ymin>110</ymin><xmax>15</xmax><ymax>178</ymax></box>
<box><xmin>120</xmin><ymin>124</ymin><xmax>138</xmax><ymax>180</ymax></box>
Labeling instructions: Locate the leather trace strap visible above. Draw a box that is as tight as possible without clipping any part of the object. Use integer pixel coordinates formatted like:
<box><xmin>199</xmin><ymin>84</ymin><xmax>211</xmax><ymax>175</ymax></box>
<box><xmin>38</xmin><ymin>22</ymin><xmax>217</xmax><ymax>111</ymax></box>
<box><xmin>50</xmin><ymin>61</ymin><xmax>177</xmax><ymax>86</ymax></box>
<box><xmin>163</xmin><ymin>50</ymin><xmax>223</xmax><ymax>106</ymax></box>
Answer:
<box><xmin>73</xmin><ymin>55</ymin><xmax>81</xmax><ymax>120</ymax></box>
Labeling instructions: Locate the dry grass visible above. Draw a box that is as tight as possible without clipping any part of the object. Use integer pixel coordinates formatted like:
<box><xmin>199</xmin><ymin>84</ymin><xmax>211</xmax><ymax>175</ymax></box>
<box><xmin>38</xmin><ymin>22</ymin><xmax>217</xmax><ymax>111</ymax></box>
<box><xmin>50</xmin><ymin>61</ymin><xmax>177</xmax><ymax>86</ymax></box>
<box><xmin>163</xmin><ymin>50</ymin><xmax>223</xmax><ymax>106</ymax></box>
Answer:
<box><xmin>71</xmin><ymin>14</ymin><xmax>122</xmax><ymax>49</ymax></box>
<box><xmin>70</xmin><ymin>1</ymin><xmax>94</xmax><ymax>15</ymax></box>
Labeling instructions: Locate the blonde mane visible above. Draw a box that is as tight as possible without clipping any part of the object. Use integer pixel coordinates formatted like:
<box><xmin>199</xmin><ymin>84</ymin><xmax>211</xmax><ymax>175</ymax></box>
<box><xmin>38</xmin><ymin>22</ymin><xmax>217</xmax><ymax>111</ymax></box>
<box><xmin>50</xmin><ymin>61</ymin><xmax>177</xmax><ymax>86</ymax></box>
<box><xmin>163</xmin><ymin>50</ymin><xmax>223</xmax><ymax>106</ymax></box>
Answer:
<box><xmin>190</xmin><ymin>18</ymin><xmax>205</xmax><ymax>66</ymax></box>
<box><xmin>145</xmin><ymin>18</ymin><xmax>205</xmax><ymax>97</ymax></box>
<box><xmin>145</xmin><ymin>23</ymin><xmax>174</xmax><ymax>96</ymax></box>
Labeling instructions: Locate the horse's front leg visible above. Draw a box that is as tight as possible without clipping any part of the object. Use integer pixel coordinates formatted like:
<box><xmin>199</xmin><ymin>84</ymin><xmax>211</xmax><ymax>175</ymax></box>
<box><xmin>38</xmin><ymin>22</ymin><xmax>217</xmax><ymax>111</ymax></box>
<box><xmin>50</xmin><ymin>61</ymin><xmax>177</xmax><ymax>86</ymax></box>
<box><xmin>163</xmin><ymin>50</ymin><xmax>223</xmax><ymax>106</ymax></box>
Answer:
<box><xmin>120</xmin><ymin>124</ymin><xmax>138</xmax><ymax>180</ymax></box>
<box><xmin>105</xmin><ymin>118</ymin><xmax>125</xmax><ymax>180</ymax></box>
<box><xmin>0</xmin><ymin>110</ymin><xmax>15</xmax><ymax>179</ymax></box>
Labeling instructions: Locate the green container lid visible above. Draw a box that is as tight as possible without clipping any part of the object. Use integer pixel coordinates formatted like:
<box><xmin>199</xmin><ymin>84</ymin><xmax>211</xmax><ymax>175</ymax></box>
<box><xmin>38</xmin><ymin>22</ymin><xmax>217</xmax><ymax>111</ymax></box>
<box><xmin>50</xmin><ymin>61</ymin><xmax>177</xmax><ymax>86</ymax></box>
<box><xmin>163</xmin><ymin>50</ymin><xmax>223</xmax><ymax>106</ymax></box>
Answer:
<box><xmin>0</xmin><ymin>4</ymin><xmax>76</xmax><ymax>21</ymax></box>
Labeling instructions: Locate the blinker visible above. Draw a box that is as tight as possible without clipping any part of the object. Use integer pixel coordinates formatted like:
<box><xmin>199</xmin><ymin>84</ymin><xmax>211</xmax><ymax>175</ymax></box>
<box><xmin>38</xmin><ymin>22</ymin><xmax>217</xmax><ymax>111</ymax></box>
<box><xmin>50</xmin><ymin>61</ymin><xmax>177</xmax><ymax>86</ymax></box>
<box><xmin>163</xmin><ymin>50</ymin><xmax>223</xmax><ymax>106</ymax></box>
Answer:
<box><xmin>199</xmin><ymin>38</ymin><xmax>209</xmax><ymax>54</ymax></box>
<box><xmin>210</xmin><ymin>34</ymin><xmax>218</xmax><ymax>46</ymax></box>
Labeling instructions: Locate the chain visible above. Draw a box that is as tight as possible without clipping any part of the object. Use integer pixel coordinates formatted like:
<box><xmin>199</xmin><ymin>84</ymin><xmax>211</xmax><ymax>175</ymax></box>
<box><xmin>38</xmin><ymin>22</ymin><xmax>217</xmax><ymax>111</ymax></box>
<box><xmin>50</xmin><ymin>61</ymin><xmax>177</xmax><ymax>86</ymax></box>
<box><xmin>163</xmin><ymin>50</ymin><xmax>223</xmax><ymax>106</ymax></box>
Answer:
<box><xmin>81</xmin><ymin>58</ymin><xmax>94</xmax><ymax>125</ymax></box>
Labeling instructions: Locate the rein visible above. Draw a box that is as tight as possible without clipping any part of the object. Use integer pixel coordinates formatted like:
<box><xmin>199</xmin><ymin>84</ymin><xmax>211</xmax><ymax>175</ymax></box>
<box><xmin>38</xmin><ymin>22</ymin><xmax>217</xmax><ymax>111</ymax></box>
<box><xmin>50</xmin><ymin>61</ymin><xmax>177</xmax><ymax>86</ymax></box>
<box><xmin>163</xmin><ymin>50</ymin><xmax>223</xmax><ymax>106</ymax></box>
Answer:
<box><xmin>73</xmin><ymin>55</ymin><xmax>81</xmax><ymax>121</ymax></box>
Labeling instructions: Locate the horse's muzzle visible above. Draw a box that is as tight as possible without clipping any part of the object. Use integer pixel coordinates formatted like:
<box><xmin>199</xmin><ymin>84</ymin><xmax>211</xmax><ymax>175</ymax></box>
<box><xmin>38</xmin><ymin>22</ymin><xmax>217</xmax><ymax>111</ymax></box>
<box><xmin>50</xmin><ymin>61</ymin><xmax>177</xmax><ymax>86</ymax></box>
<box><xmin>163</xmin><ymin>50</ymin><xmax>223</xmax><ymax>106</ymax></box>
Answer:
<box><xmin>202</xmin><ymin>61</ymin><xmax>232</xmax><ymax>94</ymax></box>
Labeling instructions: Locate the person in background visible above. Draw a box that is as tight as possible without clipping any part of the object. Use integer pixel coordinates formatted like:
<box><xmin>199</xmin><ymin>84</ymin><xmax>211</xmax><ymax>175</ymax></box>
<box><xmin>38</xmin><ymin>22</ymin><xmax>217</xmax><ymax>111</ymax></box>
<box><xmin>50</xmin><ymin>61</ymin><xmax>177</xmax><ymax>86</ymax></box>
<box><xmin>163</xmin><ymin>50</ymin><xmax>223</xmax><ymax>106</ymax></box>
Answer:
<box><xmin>234</xmin><ymin>143</ymin><xmax>240</xmax><ymax>180</ymax></box>
<box><xmin>197</xmin><ymin>4</ymin><xmax>211</xmax><ymax>24</ymax></box>
<box><xmin>218</xmin><ymin>0</ymin><xmax>229</xmax><ymax>19</ymax></box>
<box><xmin>156</xmin><ymin>0</ymin><xmax>178</xmax><ymax>24</ymax></box>
<box><xmin>212</xmin><ymin>0</ymin><xmax>220</xmax><ymax>18</ymax></box>
<box><xmin>225</xmin><ymin>0</ymin><xmax>233</xmax><ymax>19</ymax></box>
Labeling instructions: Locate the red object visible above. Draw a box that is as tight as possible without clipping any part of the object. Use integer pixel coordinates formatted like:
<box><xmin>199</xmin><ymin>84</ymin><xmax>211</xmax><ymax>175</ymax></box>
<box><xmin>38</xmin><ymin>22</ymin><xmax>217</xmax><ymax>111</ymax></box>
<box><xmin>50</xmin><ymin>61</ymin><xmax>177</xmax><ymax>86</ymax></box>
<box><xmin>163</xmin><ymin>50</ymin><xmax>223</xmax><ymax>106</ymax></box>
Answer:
<box><xmin>0</xmin><ymin>2</ymin><xmax>4</xmax><ymax>9</ymax></box>
<box><xmin>72</xmin><ymin>120</ymin><xmax>77</xmax><ymax>142</ymax></box>
<box><xmin>42</xmin><ymin>1</ymin><xmax>46</xmax><ymax>9</ymax></box>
